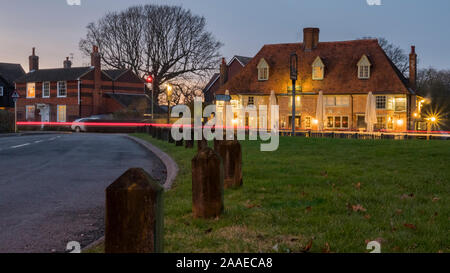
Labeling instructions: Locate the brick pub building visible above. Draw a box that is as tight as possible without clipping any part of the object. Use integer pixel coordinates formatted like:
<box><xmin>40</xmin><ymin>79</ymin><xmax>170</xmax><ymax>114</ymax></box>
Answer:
<box><xmin>215</xmin><ymin>28</ymin><xmax>421</xmax><ymax>132</ymax></box>
<box><xmin>15</xmin><ymin>46</ymin><xmax>146</xmax><ymax>123</ymax></box>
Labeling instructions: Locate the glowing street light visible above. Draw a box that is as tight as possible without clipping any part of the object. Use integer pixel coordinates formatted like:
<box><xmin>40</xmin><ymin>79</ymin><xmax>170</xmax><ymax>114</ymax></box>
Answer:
<box><xmin>166</xmin><ymin>84</ymin><xmax>173</xmax><ymax>124</ymax></box>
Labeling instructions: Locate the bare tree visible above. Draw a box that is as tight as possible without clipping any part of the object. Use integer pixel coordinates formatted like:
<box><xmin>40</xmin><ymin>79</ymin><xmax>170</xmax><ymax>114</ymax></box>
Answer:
<box><xmin>79</xmin><ymin>4</ymin><xmax>222</xmax><ymax>103</ymax></box>
<box><xmin>361</xmin><ymin>37</ymin><xmax>409</xmax><ymax>76</ymax></box>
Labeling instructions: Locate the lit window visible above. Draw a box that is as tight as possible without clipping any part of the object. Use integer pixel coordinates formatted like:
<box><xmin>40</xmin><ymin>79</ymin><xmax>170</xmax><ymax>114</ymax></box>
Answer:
<box><xmin>336</xmin><ymin>96</ymin><xmax>349</xmax><ymax>106</ymax></box>
<box><xmin>357</xmin><ymin>55</ymin><xmax>371</xmax><ymax>79</ymax></box>
<box><xmin>26</xmin><ymin>105</ymin><xmax>35</xmax><ymax>120</ymax></box>
<box><xmin>0</xmin><ymin>86</ymin><xmax>3</xmax><ymax>96</ymax></box>
<box><xmin>305</xmin><ymin>117</ymin><xmax>311</xmax><ymax>128</ymax></box>
<box><xmin>375</xmin><ymin>116</ymin><xmax>387</xmax><ymax>130</ymax></box>
<box><xmin>376</xmin><ymin>96</ymin><xmax>386</xmax><ymax>109</ymax></box>
<box><xmin>248</xmin><ymin>96</ymin><xmax>254</xmax><ymax>105</ymax></box>
<box><xmin>326</xmin><ymin>96</ymin><xmax>349</xmax><ymax>106</ymax></box>
<box><xmin>394</xmin><ymin>97</ymin><xmax>406</xmax><ymax>112</ymax></box>
<box><xmin>57</xmin><ymin>81</ymin><xmax>67</xmax><ymax>97</ymax></box>
<box><xmin>57</xmin><ymin>105</ymin><xmax>66</xmax><ymax>122</ymax></box>
<box><xmin>312</xmin><ymin>56</ymin><xmax>325</xmax><ymax>80</ymax></box>
<box><xmin>326</xmin><ymin>116</ymin><xmax>349</xmax><ymax>129</ymax></box>
<box><xmin>43</xmin><ymin>82</ymin><xmax>50</xmax><ymax>98</ymax></box>
<box><xmin>27</xmin><ymin>83</ymin><xmax>35</xmax><ymax>98</ymax></box>
<box><xmin>257</xmin><ymin>58</ymin><xmax>269</xmax><ymax>81</ymax></box>
<box><xmin>289</xmin><ymin>96</ymin><xmax>301</xmax><ymax>108</ymax></box>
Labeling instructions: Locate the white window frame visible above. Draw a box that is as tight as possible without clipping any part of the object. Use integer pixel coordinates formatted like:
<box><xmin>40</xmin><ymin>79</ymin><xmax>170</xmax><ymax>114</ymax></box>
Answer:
<box><xmin>26</xmin><ymin>82</ymin><xmax>36</xmax><ymax>98</ymax></box>
<box><xmin>257</xmin><ymin>58</ymin><xmax>269</xmax><ymax>81</ymax></box>
<box><xmin>42</xmin><ymin>82</ymin><xmax>50</xmax><ymax>98</ymax></box>
<box><xmin>325</xmin><ymin>95</ymin><xmax>349</xmax><ymax>107</ymax></box>
<box><xmin>0</xmin><ymin>86</ymin><xmax>3</xmax><ymax>96</ymax></box>
<box><xmin>26</xmin><ymin>105</ymin><xmax>35</xmax><ymax>120</ymax></box>
<box><xmin>57</xmin><ymin>81</ymin><xmax>67</xmax><ymax>98</ymax></box>
<box><xmin>312</xmin><ymin>56</ymin><xmax>325</xmax><ymax>80</ymax></box>
<box><xmin>357</xmin><ymin>55</ymin><xmax>371</xmax><ymax>79</ymax></box>
<box><xmin>57</xmin><ymin>105</ymin><xmax>67</xmax><ymax>122</ymax></box>
<box><xmin>326</xmin><ymin>115</ymin><xmax>349</xmax><ymax>129</ymax></box>
<box><xmin>376</xmin><ymin>95</ymin><xmax>387</xmax><ymax>109</ymax></box>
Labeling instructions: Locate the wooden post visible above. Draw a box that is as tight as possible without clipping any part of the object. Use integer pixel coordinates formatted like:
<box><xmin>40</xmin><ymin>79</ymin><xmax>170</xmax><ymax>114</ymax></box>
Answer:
<box><xmin>214</xmin><ymin>140</ymin><xmax>243</xmax><ymax>189</ymax></box>
<box><xmin>197</xmin><ymin>139</ymin><xmax>208</xmax><ymax>151</ymax></box>
<box><xmin>185</xmin><ymin>130</ymin><xmax>194</xmax><ymax>148</ymax></box>
<box><xmin>105</xmin><ymin>168</ymin><xmax>164</xmax><ymax>253</ymax></box>
<box><xmin>176</xmin><ymin>139</ymin><xmax>183</xmax><ymax>146</ymax></box>
<box><xmin>157</xmin><ymin>127</ymin><xmax>162</xmax><ymax>140</ymax></box>
<box><xmin>192</xmin><ymin>147</ymin><xmax>224</xmax><ymax>218</ymax></box>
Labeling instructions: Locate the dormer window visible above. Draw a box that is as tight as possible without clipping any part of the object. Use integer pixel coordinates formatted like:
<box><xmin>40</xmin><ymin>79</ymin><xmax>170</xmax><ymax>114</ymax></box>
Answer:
<box><xmin>312</xmin><ymin>56</ymin><xmax>325</xmax><ymax>80</ymax></box>
<box><xmin>357</xmin><ymin>55</ymin><xmax>371</xmax><ymax>79</ymax></box>
<box><xmin>257</xmin><ymin>58</ymin><xmax>269</xmax><ymax>81</ymax></box>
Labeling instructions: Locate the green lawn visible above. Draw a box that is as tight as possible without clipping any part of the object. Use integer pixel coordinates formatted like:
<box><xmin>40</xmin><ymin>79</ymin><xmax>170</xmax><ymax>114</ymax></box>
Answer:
<box><xmin>91</xmin><ymin>135</ymin><xmax>450</xmax><ymax>253</ymax></box>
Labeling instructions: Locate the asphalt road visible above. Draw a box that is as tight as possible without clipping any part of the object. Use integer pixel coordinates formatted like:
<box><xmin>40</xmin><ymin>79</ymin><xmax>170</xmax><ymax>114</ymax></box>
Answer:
<box><xmin>0</xmin><ymin>133</ymin><xmax>166</xmax><ymax>253</ymax></box>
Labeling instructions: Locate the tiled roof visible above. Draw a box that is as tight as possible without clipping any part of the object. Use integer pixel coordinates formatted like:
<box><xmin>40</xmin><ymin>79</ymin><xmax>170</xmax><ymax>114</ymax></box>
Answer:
<box><xmin>202</xmin><ymin>73</ymin><xmax>219</xmax><ymax>94</ymax></box>
<box><xmin>0</xmin><ymin>63</ymin><xmax>25</xmax><ymax>84</ymax></box>
<box><xmin>103</xmin><ymin>69</ymin><xmax>129</xmax><ymax>80</ymax></box>
<box><xmin>217</xmin><ymin>39</ymin><xmax>413</xmax><ymax>95</ymax></box>
<box><xmin>233</xmin><ymin>56</ymin><xmax>252</xmax><ymax>66</ymax></box>
<box><xmin>14</xmin><ymin>67</ymin><xmax>93</xmax><ymax>83</ymax></box>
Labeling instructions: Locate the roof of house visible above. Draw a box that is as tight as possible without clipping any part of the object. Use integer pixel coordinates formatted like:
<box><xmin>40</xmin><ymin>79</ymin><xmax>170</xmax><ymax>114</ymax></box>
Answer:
<box><xmin>202</xmin><ymin>73</ymin><xmax>220</xmax><ymax>94</ymax></box>
<box><xmin>0</xmin><ymin>63</ymin><xmax>26</xmax><ymax>84</ymax></box>
<box><xmin>14</xmin><ymin>67</ymin><xmax>93</xmax><ymax>83</ymax></box>
<box><xmin>14</xmin><ymin>67</ymin><xmax>137</xmax><ymax>83</ymax></box>
<box><xmin>105</xmin><ymin>93</ymin><xmax>167</xmax><ymax>114</ymax></box>
<box><xmin>217</xmin><ymin>39</ymin><xmax>414</xmax><ymax>96</ymax></box>
<box><xmin>103</xmin><ymin>69</ymin><xmax>129</xmax><ymax>80</ymax></box>
<box><xmin>230</xmin><ymin>55</ymin><xmax>252</xmax><ymax>66</ymax></box>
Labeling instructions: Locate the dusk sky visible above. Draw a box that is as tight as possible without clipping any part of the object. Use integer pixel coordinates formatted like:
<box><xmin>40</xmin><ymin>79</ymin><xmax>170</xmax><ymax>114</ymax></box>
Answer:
<box><xmin>1</xmin><ymin>0</ymin><xmax>449</xmax><ymax>72</ymax></box>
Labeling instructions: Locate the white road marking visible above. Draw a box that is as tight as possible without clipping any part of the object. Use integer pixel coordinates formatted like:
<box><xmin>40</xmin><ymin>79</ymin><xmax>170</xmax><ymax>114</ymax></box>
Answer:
<box><xmin>11</xmin><ymin>143</ymin><xmax>31</xmax><ymax>149</ymax></box>
<box><xmin>49</xmin><ymin>137</ymin><xmax>56</xmax><ymax>141</ymax></box>
<box><xmin>34</xmin><ymin>140</ymin><xmax>43</xmax><ymax>144</ymax></box>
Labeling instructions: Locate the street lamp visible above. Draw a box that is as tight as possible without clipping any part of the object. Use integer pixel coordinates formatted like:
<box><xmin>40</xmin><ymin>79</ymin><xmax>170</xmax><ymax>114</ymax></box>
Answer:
<box><xmin>146</xmin><ymin>75</ymin><xmax>153</xmax><ymax>120</ymax></box>
<box><xmin>166</xmin><ymin>84</ymin><xmax>173</xmax><ymax>124</ymax></box>
<box><xmin>290</xmin><ymin>53</ymin><xmax>298</xmax><ymax>136</ymax></box>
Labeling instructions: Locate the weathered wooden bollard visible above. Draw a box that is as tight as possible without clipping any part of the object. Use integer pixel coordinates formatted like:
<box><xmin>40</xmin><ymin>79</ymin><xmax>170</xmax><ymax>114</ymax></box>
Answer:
<box><xmin>161</xmin><ymin>128</ymin><xmax>169</xmax><ymax>141</ymax></box>
<box><xmin>105</xmin><ymin>168</ymin><xmax>163</xmax><ymax>253</ymax></box>
<box><xmin>197</xmin><ymin>139</ymin><xmax>207</xmax><ymax>151</ymax></box>
<box><xmin>149</xmin><ymin>125</ymin><xmax>154</xmax><ymax>136</ymax></box>
<box><xmin>185</xmin><ymin>130</ymin><xmax>194</xmax><ymax>148</ymax></box>
<box><xmin>192</xmin><ymin>147</ymin><xmax>224</xmax><ymax>218</ymax></box>
<box><xmin>156</xmin><ymin>127</ymin><xmax>162</xmax><ymax>140</ymax></box>
<box><xmin>214</xmin><ymin>140</ymin><xmax>243</xmax><ymax>189</ymax></box>
<box><xmin>168</xmin><ymin>129</ymin><xmax>175</xmax><ymax>143</ymax></box>
<box><xmin>175</xmin><ymin>139</ymin><xmax>183</xmax><ymax>146</ymax></box>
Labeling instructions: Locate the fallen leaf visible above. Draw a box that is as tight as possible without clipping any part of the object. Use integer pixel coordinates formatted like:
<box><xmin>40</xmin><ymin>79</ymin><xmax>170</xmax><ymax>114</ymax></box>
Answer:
<box><xmin>322</xmin><ymin>242</ymin><xmax>331</xmax><ymax>253</ymax></box>
<box><xmin>244</xmin><ymin>200</ymin><xmax>260</xmax><ymax>209</ymax></box>
<box><xmin>401</xmin><ymin>193</ymin><xmax>415</xmax><ymax>200</ymax></box>
<box><xmin>396</xmin><ymin>209</ymin><xmax>403</xmax><ymax>215</ymax></box>
<box><xmin>355</xmin><ymin>182</ymin><xmax>361</xmax><ymax>190</ymax></box>
<box><xmin>364</xmin><ymin>214</ymin><xmax>371</xmax><ymax>219</ymax></box>
<box><xmin>320</xmin><ymin>171</ymin><xmax>328</xmax><ymax>177</ymax></box>
<box><xmin>204</xmin><ymin>228</ymin><xmax>213</xmax><ymax>234</ymax></box>
<box><xmin>404</xmin><ymin>223</ymin><xmax>417</xmax><ymax>230</ymax></box>
<box><xmin>432</xmin><ymin>197</ymin><xmax>440</xmax><ymax>202</ymax></box>
<box><xmin>352</xmin><ymin>204</ymin><xmax>367</xmax><ymax>212</ymax></box>
<box><xmin>305</xmin><ymin>206</ymin><xmax>312</xmax><ymax>213</ymax></box>
<box><xmin>303</xmin><ymin>239</ymin><xmax>313</xmax><ymax>252</ymax></box>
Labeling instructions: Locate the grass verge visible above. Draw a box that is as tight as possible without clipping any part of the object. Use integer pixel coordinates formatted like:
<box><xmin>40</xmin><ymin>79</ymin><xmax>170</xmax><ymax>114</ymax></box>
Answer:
<box><xmin>87</xmin><ymin>134</ymin><xmax>449</xmax><ymax>253</ymax></box>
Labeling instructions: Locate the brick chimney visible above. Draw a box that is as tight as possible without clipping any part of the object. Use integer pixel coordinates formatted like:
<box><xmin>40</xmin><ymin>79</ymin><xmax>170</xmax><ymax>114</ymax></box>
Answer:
<box><xmin>91</xmin><ymin>45</ymin><xmax>102</xmax><ymax>114</ymax></box>
<box><xmin>303</xmin><ymin>28</ymin><xmax>320</xmax><ymax>51</ymax></box>
<box><xmin>63</xmin><ymin>57</ymin><xmax>72</xmax><ymax>68</ymax></box>
<box><xmin>219</xmin><ymin>57</ymin><xmax>228</xmax><ymax>86</ymax></box>
<box><xmin>409</xmin><ymin>46</ymin><xmax>417</xmax><ymax>89</ymax></box>
<box><xmin>29</xmin><ymin>47</ymin><xmax>39</xmax><ymax>71</ymax></box>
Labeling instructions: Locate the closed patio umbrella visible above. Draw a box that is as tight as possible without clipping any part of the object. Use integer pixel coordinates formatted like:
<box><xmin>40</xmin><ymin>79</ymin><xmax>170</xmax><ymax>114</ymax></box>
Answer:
<box><xmin>316</xmin><ymin>91</ymin><xmax>324</xmax><ymax>131</ymax></box>
<box><xmin>365</xmin><ymin>92</ymin><xmax>378</xmax><ymax>132</ymax></box>
<box><xmin>269</xmin><ymin>90</ymin><xmax>278</xmax><ymax>131</ymax></box>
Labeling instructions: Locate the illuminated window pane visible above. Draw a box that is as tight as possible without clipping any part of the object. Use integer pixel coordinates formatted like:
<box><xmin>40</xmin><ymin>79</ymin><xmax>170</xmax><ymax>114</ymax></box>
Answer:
<box><xmin>57</xmin><ymin>105</ymin><xmax>66</xmax><ymax>122</ymax></box>
<box><xmin>27</xmin><ymin>83</ymin><xmax>35</xmax><ymax>98</ymax></box>
<box><xmin>26</xmin><ymin>105</ymin><xmax>35</xmax><ymax>120</ymax></box>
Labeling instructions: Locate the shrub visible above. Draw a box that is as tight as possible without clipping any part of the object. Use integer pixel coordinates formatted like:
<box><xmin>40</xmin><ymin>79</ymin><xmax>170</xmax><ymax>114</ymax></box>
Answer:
<box><xmin>0</xmin><ymin>110</ymin><xmax>14</xmax><ymax>133</ymax></box>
